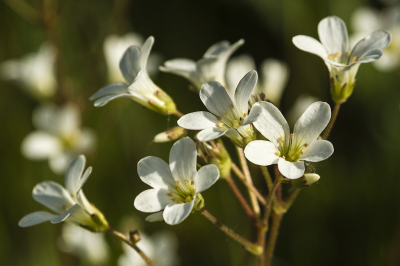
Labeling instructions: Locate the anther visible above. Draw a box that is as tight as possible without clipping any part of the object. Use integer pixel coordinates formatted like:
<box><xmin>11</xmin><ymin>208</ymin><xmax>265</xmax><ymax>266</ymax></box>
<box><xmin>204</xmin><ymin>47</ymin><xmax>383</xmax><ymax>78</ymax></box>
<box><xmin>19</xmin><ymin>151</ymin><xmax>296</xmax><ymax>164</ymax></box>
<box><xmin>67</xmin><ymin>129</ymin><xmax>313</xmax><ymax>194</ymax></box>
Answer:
<box><xmin>328</xmin><ymin>54</ymin><xmax>335</xmax><ymax>60</ymax></box>
<box><xmin>185</xmin><ymin>180</ymin><xmax>189</xmax><ymax>184</ymax></box>
<box><xmin>275</xmin><ymin>151</ymin><xmax>281</xmax><ymax>156</ymax></box>
<box><xmin>217</xmin><ymin>122</ymin><xmax>224</xmax><ymax>128</ymax></box>
<box><xmin>243</xmin><ymin>113</ymin><xmax>247</xmax><ymax>118</ymax></box>
<box><xmin>225</xmin><ymin>111</ymin><xmax>229</xmax><ymax>116</ymax></box>
<box><xmin>230</xmin><ymin>104</ymin><xmax>234</xmax><ymax>109</ymax></box>
<box><xmin>282</xmin><ymin>156</ymin><xmax>286</xmax><ymax>159</ymax></box>
<box><xmin>290</xmin><ymin>133</ymin><xmax>294</xmax><ymax>138</ymax></box>
<box><xmin>280</xmin><ymin>136</ymin><xmax>284</xmax><ymax>141</ymax></box>
<box><xmin>351</xmin><ymin>56</ymin><xmax>358</xmax><ymax>62</ymax></box>
<box><xmin>346</xmin><ymin>51</ymin><xmax>350</xmax><ymax>56</ymax></box>
<box><xmin>334</xmin><ymin>52</ymin><xmax>339</xmax><ymax>58</ymax></box>
<box><xmin>279</xmin><ymin>142</ymin><xmax>284</xmax><ymax>147</ymax></box>
<box><xmin>191</xmin><ymin>181</ymin><xmax>194</xmax><ymax>185</ymax></box>
<box><xmin>217</xmin><ymin>116</ymin><xmax>222</xmax><ymax>121</ymax></box>
<box><xmin>176</xmin><ymin>181</ymin><xmax>180</xmax><ymax>185</ymax></box>
<box><xmin>303</xmin><ymin>143</ymin><xmax>308</xmax><ymax>147</ymax></box>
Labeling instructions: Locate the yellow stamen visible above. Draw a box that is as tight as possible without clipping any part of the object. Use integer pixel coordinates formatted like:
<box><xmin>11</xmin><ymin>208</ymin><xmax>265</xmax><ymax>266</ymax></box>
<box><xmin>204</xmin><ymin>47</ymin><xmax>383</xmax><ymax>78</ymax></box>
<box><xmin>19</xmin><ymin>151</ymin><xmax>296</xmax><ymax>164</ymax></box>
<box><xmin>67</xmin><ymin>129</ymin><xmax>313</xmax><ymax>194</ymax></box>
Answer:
<box><xmin>280</xmin><ymin>136</ymin><xmax>284</xmax><ymax>141</ymax></box>
<box><xmin>351</xmin><ymin>56</ymin><xmax>358</xmax><ymax>62</ymax></box>
<box><xmin>230</xmin><ymin>104</ymin><xmax>234</xmax><ymax>109</ymax></box>
<box><xmin>217</xmin><ymin>116</ymin><xmax>222</xmax><ymax>121</ymax></box>
<box><xmin>328</xmin><ymin>54</ymin><xmax>335</xmax><ymax>60</ymax></box>
<box><xmin>346</xmin><ymin>51</ymin><xmax>350</xmax><ymax>56</ymax></box>
<box><xmin>275</xmin><ymin>151</ymin><xmax>280</xmax><ymax>156</ymax></box>
<box><xmin>290</xmin><ymin>133</ymin><xmax>294</xmax><ymax>138</ymax></box>
<box><xmin>279</xmin><ymin>142</ymin><xmax>284</xmax><ymax>147</ymax></box>
<box><xmin>334</xmin><ymin>52</ymin><xmax>339</xmax><ymax>58</ymax></box>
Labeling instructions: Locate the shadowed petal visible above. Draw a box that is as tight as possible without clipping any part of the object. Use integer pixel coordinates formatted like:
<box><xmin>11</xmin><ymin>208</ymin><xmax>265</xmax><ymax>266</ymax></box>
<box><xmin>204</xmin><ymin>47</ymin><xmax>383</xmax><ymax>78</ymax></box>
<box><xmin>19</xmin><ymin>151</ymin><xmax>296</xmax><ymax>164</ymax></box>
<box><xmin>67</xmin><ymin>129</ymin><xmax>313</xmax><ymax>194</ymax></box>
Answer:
<box><xmin>145</xmin><ymin>212</ymin><xmax>164</xmax><ymax>222</ymax></box>
<box><xmin>119</xmin><ymin>46</ymin><xmax>141</xmax><ymax>83</ymax></box>
<box><xmin>19</xmin><ymin>211</ymin><xmax>56</xmax><ymax>227</ymax></box>
<box><xmin>65</xmin><ymin>155</ymin><xmax>86</xmax><ymax>196</ymax></box>
<box><xmin>134</xmin><ymin>189</ymin><xmax>174</xmax><ymax>213</ymax></box>
<box><xmin>89</xmin><ymin>82</ymin><xmax>128</xmax><ymax>100</ymax></box>
<box><xmin>33</xmin><ymin>181</ymin><xmax>75</xmax><ymax>214</ymax></box>
<box><xmin>292</xmin><ymin>35</ymin><xmax>328</xmax><ymax>59</ymax></box>
<box><xmin>278</xmin><ymin>159</ymin><xmax>305</xmax><ymax>179</ymax></box>
<box><xmin>301</xmin><ymin>140</ymin><xmax>334</xmax><ymax>162</ymax></box>
<box><xmin>93</xmin><ymin>94</ymin><xmax>134</xmax><ymax>107</ymax></box>
<box><xmin>169</xmin><ymin>137</ymin><xmax>197</xmax><ymax>183</ymax></box>
<box><xmin>178</xmin><ymin>111</ymin><xmax>219</xmax><ymax>130</ymax></box>
<box><xmin>350</xmin><ymin>30</ymin><xmax>391</xmax><ymax>61</ymax></box>
<box><xmin>200</xmin><ymin>81</ymin><xmax>235</xmax><ymax>122</ymax></box>
<box><xmin>138</xmin><ymin>156</ymin><xmax>176</xmax><ymax>190</ymax></box>
<box><xmin>318</xmin><ymin>16</ymin><xmax>349</xmax><ymax>62</ymax></box>
<box><xmin>195</xmin><ymin>164</ymin><xmax>220</xmax><ymax>193</ymax></box>
<box><xmin>163</xmin><ymin>201</ymin><xmax>195</xmax><ymax>225</ymax></box>
<box><xmin>234</xmin><ymin>70</ymin><xmax>258</xmax><ymax>115</ymax></box>
<box><xmin>197</xmin><ymin>127</ymin><xmax>226</xmax><ymax>142</ymax></box>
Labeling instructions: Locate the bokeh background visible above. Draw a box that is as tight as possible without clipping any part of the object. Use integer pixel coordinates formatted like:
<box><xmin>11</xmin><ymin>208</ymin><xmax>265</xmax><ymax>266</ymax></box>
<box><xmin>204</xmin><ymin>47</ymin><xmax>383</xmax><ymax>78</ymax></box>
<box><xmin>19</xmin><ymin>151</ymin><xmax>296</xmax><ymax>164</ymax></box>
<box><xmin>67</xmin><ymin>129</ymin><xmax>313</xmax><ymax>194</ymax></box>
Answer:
<box><xmin>1</xmin><ymin>0</ymin><xmax>400</xmax><ymax>265</ymax></box>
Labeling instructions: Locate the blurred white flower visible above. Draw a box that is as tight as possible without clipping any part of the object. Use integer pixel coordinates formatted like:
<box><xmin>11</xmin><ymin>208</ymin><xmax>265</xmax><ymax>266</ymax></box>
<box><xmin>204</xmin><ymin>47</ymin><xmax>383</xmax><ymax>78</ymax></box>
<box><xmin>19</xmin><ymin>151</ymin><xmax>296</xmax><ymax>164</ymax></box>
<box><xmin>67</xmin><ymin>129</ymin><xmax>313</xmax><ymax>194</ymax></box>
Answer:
<box><xmin>0</xmin><ymin>43</ymin><xmax>56</xmax><ymax>100</ymax></box>
<box><xmin>104</xmin><ymin>32</ymin><xmax>161</xmax><ymax>82</ymax></box>
<box><xmin>286</xmin><ymin>94</ymin><xmax>319</xmax><ymax>126</ymax></box>
<box><xmin>118</xmin><ymin>231</ymin><xmax>179</xmax><ymax>266</ymax></box>
<box><xmin>134</xmin><ymin>137</ymin><xmax>219</xmax><ymax>225</ymax></box>
<box><xmin>19</xmin><ymin>155</ymin><xmax>108</xmax><ymax>232</ymax></box>
<box><xmin>160</xmin><ymin>39</ymin><xmax>244</xmax><ymax>92</ymax></box>
<box><xmin>244</xmin><ymin>102</ymin><xmax>334</xmax><ymax>179</ymax></box>
<box><xmin>293</xmin><ymin>16</ymin><xmax>391</xmax><ymax>103</ymax></box>
<box><xmin>59</xmin><ymin>223</ymin><xmax>110</xmax><ymax>265</ymax></box>
<box><xmin>21</xmin><ymin>103</ymin><xmax>96</xmax><ymax>174</ymax></box>
<box><xmin>351</xmin><ymin>6</ymin><xmax>400</xmax><ymax>71</ymax></box>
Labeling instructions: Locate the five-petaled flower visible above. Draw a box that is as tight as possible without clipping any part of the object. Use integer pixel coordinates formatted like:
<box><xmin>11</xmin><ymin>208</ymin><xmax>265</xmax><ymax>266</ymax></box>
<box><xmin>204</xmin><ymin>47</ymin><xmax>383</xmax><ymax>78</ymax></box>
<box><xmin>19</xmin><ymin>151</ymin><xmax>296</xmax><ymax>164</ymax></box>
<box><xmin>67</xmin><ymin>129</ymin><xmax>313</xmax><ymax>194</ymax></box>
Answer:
<box><xmin>134</xmin><ymin>137</ymin><xmax>220</xmax><ymax>225</ymax></box>
<box><xmin>19</xmin><ymin>155</ymin><xmax>108</xmax><ymax>232</ymax></box>
<box><xmin>244</xmin><ymin>101</ymin><xmax>334</xmax><ymax>179</ymax></box>
<box><xmin>90</xmin><ymin>36</ymin><xmax>177</xmax><ymax>115</ymax></box>
<box><xmin>177</xmin><ymin>71</ymin><xmax>262</xmax><ymax>148</ymax></box>
<box><xmin>292</xmin><ymin>16</ymin><xmax>391</xmax><ymax>103</ymax></box>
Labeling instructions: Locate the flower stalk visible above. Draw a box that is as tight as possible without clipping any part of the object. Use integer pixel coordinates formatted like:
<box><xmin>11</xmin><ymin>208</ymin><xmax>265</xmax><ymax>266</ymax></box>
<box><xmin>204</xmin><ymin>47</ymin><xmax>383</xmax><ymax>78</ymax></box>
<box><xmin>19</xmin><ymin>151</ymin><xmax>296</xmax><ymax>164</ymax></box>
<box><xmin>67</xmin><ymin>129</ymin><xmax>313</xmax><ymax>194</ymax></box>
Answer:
<box><xmin>322</xmin><ymin>103</ymin><xmax>341</xmax><ymax>140</ymax></box>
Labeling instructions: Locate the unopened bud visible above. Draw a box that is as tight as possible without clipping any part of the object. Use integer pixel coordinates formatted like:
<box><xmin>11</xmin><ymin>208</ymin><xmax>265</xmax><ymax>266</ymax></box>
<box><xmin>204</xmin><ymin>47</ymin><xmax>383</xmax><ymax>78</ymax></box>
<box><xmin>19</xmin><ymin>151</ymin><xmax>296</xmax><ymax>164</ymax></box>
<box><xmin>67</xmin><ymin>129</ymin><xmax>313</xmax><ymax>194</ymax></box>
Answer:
<box><xmin>192</xmin><ymin>193</ymin><xmax>205</xmax><ymax>212</ymax></box>
<box><xmin>292</xmin><ymin>173</ymin><xmax>320</xmax><ymax>188</ymax></box>
<box><xmin>154</xmin><ymin>126</ymin><xmax>187</xmax><ymax>143</ymax></box>
<box><xmin>129</xmin><ymin>230</ymin><xmax>141</xmax><ymax>243</ymax></box>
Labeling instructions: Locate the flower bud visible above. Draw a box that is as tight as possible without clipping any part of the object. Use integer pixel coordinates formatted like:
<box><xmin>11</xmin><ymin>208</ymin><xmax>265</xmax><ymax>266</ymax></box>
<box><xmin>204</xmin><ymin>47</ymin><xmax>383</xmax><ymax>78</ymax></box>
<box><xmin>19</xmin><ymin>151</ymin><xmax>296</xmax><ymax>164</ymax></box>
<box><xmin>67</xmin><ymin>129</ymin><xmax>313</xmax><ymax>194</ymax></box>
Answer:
<box><xmin>197</xmin><ymin>139</ymin><xmax>231</xmax><ymax>179</ymax></box>
<box><xmin>153</xmin><ymin>127</ymin><xmax>187</xmax><ymax>143</ymax></box>
<box><xmin>292</xmin><ymin>173</ymin><xmax>320</xmax><ymax>188</ymax></box>
<box><xmin>192</xmin><ymin>193</ymin><xmax>205</xmax><ymax>212</ymax></box>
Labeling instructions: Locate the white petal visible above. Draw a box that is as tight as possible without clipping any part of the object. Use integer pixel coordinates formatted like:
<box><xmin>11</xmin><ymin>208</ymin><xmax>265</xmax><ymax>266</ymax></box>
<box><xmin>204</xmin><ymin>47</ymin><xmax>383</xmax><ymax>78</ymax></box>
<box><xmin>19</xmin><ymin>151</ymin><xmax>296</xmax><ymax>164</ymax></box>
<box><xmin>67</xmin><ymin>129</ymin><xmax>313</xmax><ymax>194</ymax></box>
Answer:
<box><xmin>261</xmin><ymin>59</ymin><xmax>289</xmax><ymax>104</ymax></box>
<box><xmin>278</xmin><ymin>159</ymin><xmax>305</xmax><ymax>179</ymax></box>
<box><xmin>292</xmin><ymin>102</ymin><xmax>331</xmax><ymax>147</ymax></box>
<box><xmin>145</xmin><ymin>212</ymin><xmax>164</xmax><ymax>222</ymax></box>
<box><xmin>50</xmin><ymin>204</ymin><xmax>83</xmax><ymax>224</ymax></box>
<box><xmin>204</xmin><ymin>41</ymin><xmax>230</xmax><ymax>57</ymax></box>
<box><xmin>318</xmin><ymin>16</ymin><xmax>348</xmax><ymax>62</ymax></box>
<box><xmin>19</xmin><ymin>211</ymin><xmax>56</xmax><ymax>227</ymax></box>
<box><xmin>169</xmin><ymin>137</ymin><xmax>197</xmax><ymax>183</ymax></box>
<box><xmin>252</xmin><ymin>102</ymin><xmax>290</xmax><ymax>146</ymax></box>
<box><xmin>194</xmin><ymin>164</ymin><xmax>220</xmax><ymax>193</ymax></box>
<box><xmin>300</xmin><ymin>140</ymin><xmax>334</xmax><ymax>162</ymax></box>
<box><xmin>119</xmin><ymin>46</ymin><xmax>141</xmax><ymax>83</ymax></box>
<box><xmin>244</xmin><ymin>140</ymin><xmax>279</xmax><ymax>166</ymax></box>
<box><xmin>347</xmin><ymin>48</ymin><xmax>383</xmax><ymax>66</ymax></box>
<box><xmin>178</xmin><ymin>111</ymin><xmax>219</xmax><ymax>130</ymax></box>
<box><xmin>65</xmin><ymin>155</ymin><xmax>86</xmax><ymax>195</ymax></box>
<box><xmin>48</xmin><ymin>153</ymin><xmax>72</xmax><ymax>175</ymax></box>
<box><xmin>76</xmin><ymin>190</ymin><xmax>95</xmax><ymax>214</ymax></box>
<box><xmin>197</xmin><ymin>127</ymin><xmax>226</xmax><ymax>142</ymax></box>
<box><xmin>94</xmin><ymin>94</ymin><xmax>134</xmax><ymax>107</ymax></box>
<box><xmin>134</xmin><ymin>189</ymin><xmax>173</xmax><ymax>213</ymax></box>
<box><xmin>89</xmin><ymin>82</ymin><xmax>129</xmax><ymax>100</ymax></box>
<box><xmin>137</xmin><ymin>156</ymin><xmax>176</xmax><ymax>190</ymax></box>
<box><xmin>159</xmin><ymin>58</ymin><xmax>196</xmax><ymax>79</ymax></box>
<box><xmin>239</xmin><ymin>104</ymin><xmax>262</xmax><ymax>127</ymax></box>
<box><xmin>33</xmin><ymin>181</ymin><xmax>75</xmax><ymax>214</ymax></box>
<box><xmin>200</xmin><ymin>81</ymin><xmax>235</xmax><ymax>121</ymax></box>
<box><xmin>163</xmin><ymin>201</ymin><xmax>195</xmax><ymax>225</ymax></box>
<box><xmin>349</xmin><ymin>30</ymin><xmax>391</xmax><ymax>62</ymax></box>
<box><xmin>234</xmin><ymin>70</ymin><xmax>258</xmax><ymax>115</ymax></box>
<box><xmin>76</xmin><ymin>167</ymin><xmax>92</xmax><ymax>193</ymax></box>
<box><xmin>139</xmin><ymin>36</ymin><xmax>155</xmax><ymax>69</ymax></box>
<box><xmin>21</xmin><ymin>132</ymin><xmax>62</xmax><ymax>160</ymax></box>
<box><xmin>226</xmin><ymin>55</ymin><xmax>257</xmax><ymax>98</ymax></box>
<box><xmin>292</xmin><ymin>35</ymin><xmax>327</xmax><ymax>59</ymax></box>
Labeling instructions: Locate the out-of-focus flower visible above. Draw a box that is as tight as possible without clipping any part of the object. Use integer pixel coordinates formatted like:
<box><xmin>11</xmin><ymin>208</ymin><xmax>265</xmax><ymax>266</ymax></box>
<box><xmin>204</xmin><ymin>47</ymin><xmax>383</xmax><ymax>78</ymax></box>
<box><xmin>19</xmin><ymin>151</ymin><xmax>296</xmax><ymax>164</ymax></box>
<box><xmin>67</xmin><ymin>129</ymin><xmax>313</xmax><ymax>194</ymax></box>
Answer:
<box><xmin>0</xmin><ymin>43</ymin><xmax>56</xmax><ymax>100</ymax></box>
<box><xmin>104</xmin><ymin>32</ymin><xmax>161</xmax><ymax>82</ymax></box>
<box><xmin>351</xmin><ymin>6</ymin><xmax>400</xmax><ymax>71</ymax></box>
<box><xmin>226</xmin><ymin>55</ymin><xmax>289</xmax><ymax>106</ymax></box>
<box><xmin>118</xmin><ymin>231</ymin><xmax>179</xmax><ymax>266</ymax></box>
<box><xmin>293</xmin><ymin>16</ymin><xmax>391</xmax><ymax>103</ymax></box>
<box><xmin>286</xmin><ymin>94</ymin><xmax>319</xmax><ymax>126</ymax></box>
<box><xmin>178</xmin><ymin>71</ymin><xmax>262</xmax><ymax>148</ymax></box>
<box><xmin>59</xmin><ymin>223</ymin><xmax>110</xmax><ymax>265</ymax></box>
<box><xmin>134</xmin><ymin>137</ymin><xmax>219</xmax><ymax>225</ymax></box>
<box><xmin>160</xmin><ymin>39</ymin><xmax>244</xmax><ymax>92</ymax></box>
<box><xmin>91</xmin><ymin>37</ymin><xmax>177</xmax><ymax>115</ymax></box>
<box><xmin>244</xmin><ymin>102</ymin><xmax>334</xmax><ymax>179</ymax></box>
<box><xmin>19</xmin><ymin>155</ymin><xmax>109</xmax><ymax>232</ymax></box>
<box><xmin>21</xmin><ymin>103</ymin><xmax>96</xmax><ymax>174</ymax></box>
<box><xmin>153</xmin><ymin>126</ymin><xmax>187</xmax><ymax>143</ymax></box>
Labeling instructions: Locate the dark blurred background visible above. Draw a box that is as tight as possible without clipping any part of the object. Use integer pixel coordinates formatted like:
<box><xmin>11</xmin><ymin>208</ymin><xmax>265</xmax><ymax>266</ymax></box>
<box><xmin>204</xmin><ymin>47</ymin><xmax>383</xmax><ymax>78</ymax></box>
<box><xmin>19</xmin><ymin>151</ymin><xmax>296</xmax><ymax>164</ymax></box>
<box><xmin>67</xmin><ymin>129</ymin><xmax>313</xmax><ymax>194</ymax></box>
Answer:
<box><xmin>1</xmin><ymin>0</ymin><xmax>400</xmax><ymax>265</ymax></box>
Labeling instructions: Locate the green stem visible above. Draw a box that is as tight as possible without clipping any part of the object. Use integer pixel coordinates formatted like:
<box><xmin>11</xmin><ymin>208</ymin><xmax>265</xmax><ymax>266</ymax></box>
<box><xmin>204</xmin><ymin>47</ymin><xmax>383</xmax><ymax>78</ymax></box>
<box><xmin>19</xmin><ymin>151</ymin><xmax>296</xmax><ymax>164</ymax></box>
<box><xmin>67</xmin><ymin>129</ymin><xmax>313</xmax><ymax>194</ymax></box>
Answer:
<box><xmin>173</xmin><ymin>109</ymin><xmax>184</xmax><ymax>118</ymax></box>
<box><xmin>108</xmin><ymin>227</ymin><xmax>154</xmax><ymax>266</ymax></box>
<box><xmin>201</xmin><ymin>209</ymin><xmax>262</xmax><ymax>255</ymax></box>
<box><xmin>261</xmin><ymin>166</ymin><xmax>273</xmax><ymax>190</ymax></box>
<box><xmin>263</xmin><ymin>176</ymin><xmax>283</xmax><ymax>225</ymax></box>
<box><xmin>322</xmin><ymin>103</ymin><xmax>341</xmax><ymax>140</ymax></box>
<box><xmin>265</xmin><ymin>212</ymin><xmax>284</xmax><ymax>266</ymax></box>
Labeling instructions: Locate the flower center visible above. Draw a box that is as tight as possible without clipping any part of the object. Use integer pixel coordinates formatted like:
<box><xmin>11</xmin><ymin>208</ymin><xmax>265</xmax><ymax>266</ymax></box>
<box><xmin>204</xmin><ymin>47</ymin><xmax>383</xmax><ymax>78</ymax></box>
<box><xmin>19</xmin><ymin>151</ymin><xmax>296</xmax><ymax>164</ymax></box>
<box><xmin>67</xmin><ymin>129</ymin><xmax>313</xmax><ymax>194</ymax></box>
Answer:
<box><xmin>168</xmin><ymin>180</ymin><xmax>196</xmax><ymax>203</ymax></box>
<box><xmin>216</xmin><ymin>104</ymin><xmax>247</xmax><ymax>130</ymax></box>
<box><xmin>276</xmin><ymin>134</ymin><xmax>307</xmax><ymax>162</ymax></box>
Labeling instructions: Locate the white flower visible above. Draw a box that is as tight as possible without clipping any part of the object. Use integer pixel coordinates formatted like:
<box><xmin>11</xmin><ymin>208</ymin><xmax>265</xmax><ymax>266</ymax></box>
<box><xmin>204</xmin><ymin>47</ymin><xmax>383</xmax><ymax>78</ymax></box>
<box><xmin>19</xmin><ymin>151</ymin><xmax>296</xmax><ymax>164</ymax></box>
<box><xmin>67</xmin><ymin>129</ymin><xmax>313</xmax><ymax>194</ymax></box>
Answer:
<box><xmin>134</xmin><ymin>137</ymin><xmax>220</xmax><ymax>225</ymax></box>
<box><xmin>0</xmin><ymin>42</ymin><xmax>56</xmax><ymax>99</ymax></box>
<box><xmin>59</xmin><ymin>223</ymin><xmax>110</xmax><ymax>264</ymax></box>
<box><xmin>286</xmin><ymin>94</ymin><xmax>319</xmax><ymax>126</ymax></box>
<box><xmin>91</xmin><ymin>36</ymin><xmax>177</xmax><ymax>115</ymax></box>
<box><xmin>351</xmin><ymin>6</ymin><xmax>400</xmax><ymax>71</ymax></box>
<box><xmin>21</xmin><ymin>103</ymin><xmax>96</xmax><ymax>174</ymax></box>
<box><xmin>160</xmin><ymin>39</ymin><xmax>244</xmax><ymax>92</ymax></box>
<box><xmin>244</xmin><ymin>101</ymin><xmax>334</xmax><ymax>179</ymax></box>
<box><xmin>226</xmin><ymin>55</ymin><xmax>289</xmax><ymax>106</ymax></box>
<box><xmin>104</xmin><ymin>32</ymin><xmax>161</xmax><ymax>82</ymax></box>
<box><xmin>19</xmin><ymin>155</ymin><xmax>109</xmax><ymax>232</ymax></box>
<box><xmin>118</xmin><ymin>231</ymin><xmax>179</xmax><ymax>266</ymax></box>
<box><xmin>177</xmin><ymin>71</ymin><xmax>262</xmax><ymax>148</ymax></box>
<box><xmin>293</xmin><ymin>16</ymin><xmax>391</xmax><ymax>103</ymax></box>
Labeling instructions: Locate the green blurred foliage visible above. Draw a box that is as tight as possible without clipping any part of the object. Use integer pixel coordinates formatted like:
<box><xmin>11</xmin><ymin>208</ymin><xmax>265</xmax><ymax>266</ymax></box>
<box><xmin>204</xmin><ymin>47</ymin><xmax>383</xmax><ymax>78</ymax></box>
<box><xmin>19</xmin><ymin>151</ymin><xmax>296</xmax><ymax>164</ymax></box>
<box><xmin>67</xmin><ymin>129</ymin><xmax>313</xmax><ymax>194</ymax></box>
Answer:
<box><xmin>1</xmin><ymin>0</ymin><xmax>400</xmax><ymax>265</ymax></box>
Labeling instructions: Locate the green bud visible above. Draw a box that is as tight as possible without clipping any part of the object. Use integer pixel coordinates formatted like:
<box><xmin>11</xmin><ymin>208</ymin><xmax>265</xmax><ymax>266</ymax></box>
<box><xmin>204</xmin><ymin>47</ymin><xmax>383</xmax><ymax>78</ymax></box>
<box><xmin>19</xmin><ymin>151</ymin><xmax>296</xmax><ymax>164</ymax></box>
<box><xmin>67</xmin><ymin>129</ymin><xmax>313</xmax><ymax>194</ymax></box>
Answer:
<box><xmin>192</xmin><ymin>193</ymin><xmax>205</xmax><ymax>212</ymax></box>
<box><xmin>292</xmin><ymin>173</ymin><xmax>320</xmax><ymax>188</ymax></box>
<box><xmin>154</xmin><ymin>126</ymin><xmax>187</xmax><ymax>143</ymax></box>
<box><xmin>329</xmin><ymin>70</ymin><xmax>357</xmax><ymax>104</ymax></box>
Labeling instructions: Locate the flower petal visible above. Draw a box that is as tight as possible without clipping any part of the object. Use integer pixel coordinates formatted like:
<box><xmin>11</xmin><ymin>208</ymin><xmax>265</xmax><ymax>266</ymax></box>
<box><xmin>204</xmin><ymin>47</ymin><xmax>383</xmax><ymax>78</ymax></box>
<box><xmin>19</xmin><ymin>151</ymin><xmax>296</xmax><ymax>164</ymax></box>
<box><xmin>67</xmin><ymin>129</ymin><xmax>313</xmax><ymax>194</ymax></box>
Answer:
<box><xmin>300</xmin><ymin>140</ymin><xmax>334</xmax><ymax>162</ymax></box>
<box><xmin>292</xmin><ymin>102</ymin><xmax>330</xmax><ymax>147</ymax></box>
<box><xmin>21</xmin><ymin>132</ymin><xmax>62</xmax><ymax>160</ymax></box>
<box><xmin>65</xmin><ymin>155</ymin><xmax>86</xmax><ymax>196</ymax></box>
<box><xmin>252</xmin><ymin>102</ymin><xmax>290</xmax><ymax>146</ymax></box>
<box><xmin>194</xmin><ymin>164</ymin><xmax>220</xmax><ymax>193</ymax></box>
<box><xmin>234</xmin><ymin>70</ymin><xmax>258</xmax><ymax>115</ymax></box>
<box><xmin>226</xmin><ymin>55</ymin><xmax>257</xmax><ymax>98</ymax></box>
<box><xmin>244</xmin><ymin>140</ymin><xmax>279</xmax><ymax>166</ymax></box>
<box><xmin>239</xmin><ymin>104</ymin><xmax>262</xmax><ymax>127</ymax></box>
<box><xmin>50</xmin><ymin>204</ymin><xmax>83</xmax><ymax>224</ymax></box>
<box><xmin>163</xmin><ymin>201</ymin><xmax>195</xmax><ymax>225</ymax></box>
<box><xmin>139</xmin><ymin>36</ymin><xmax>155</xmax><ymax>70</ymax></box>
<box><xmin>178</xmin><ymin>111</ymin><xmax>219</xmax><ymax>130</ymax></box>
<box><xmin>137</xmin><ymin>156</ymin><xmax>176</xmax><ymax>190</ymax></box>
<box><xmin>278</xmin><ymin>159</ymin><xmax>305</xmax><ymax>179</ymax></box>
<box><xmin>197</xmin><ymin>127</ymin><xmax>226</xmax><ymax>142</ymax></box>
<box><xmin>145</xmin><ymin>212</ymin><xmax>164</xmax><ymax>222</ymax></box>
<box><xmin>33</xmin><ymin>181</ymin><xmax>75</xmax><ymax>214</ymax></box>
<box><xmin>93</xmin><ymin>94</ymin><xmax>134</xmax><ymax>107</ymax></box>
<box><xmin>261</xmin><ymin>59</ymin><xmax>289</xmax><ymax>104</ymax></box>
<box><xmin>159</xmin><ymin>58</ymin><xmax>196</xmax><ymax>79</ymax></box>
<box><xmin>89</xmin><ymin>82</ymin><xmax>129</xmax><ymax>100</ymax></box>
<box><xmin>318</xmin><ymin>16</ymin><xmax>348</xmax><ymax>62</ymax></box>
<box><xmin>200</xmin><ymin>81</ymin><xmax>235</xmax><ymax>122</ymax></box>
<box><xmin>119</xmin><ymin>46</ymin><xmax>141</xmax><ymax>83</ymax></box>
<box><xmin>292</xmin><ymin>35</ymin><xmax>327</xmax><ymax>59</ymax></box>
<box><xmin>134</xmin><ymin>189</ymin><xmax>173</xmax><ymax>213</ymax></box>
<box><xmin>349</xmin><ymin>30</ymin><xmax>391</xmax><ymax>62</ymax></box>
<box><xmin>19</xmin><ymin>211</ymin><xmax>56</xmax><ymax>227</ymax></box>
<box><xmin>169</xmin><ymin>137</ymin><xmax>197</xmax><ymax>183</ymax></box>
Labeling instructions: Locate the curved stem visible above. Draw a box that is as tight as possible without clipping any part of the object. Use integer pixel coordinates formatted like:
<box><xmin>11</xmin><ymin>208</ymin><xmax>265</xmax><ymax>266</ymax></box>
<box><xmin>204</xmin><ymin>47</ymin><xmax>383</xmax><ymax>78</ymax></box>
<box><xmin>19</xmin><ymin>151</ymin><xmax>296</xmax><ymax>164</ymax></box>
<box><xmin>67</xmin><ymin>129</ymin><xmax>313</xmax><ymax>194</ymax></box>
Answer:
<box><xmin>322</xmin><ymin>103</ymin><xmax>341</xmax><ymax>140</ymax></box>
<box><xmin>235</xmin><ymin>147</ymin><xmax>260</xmax><ymax>216</ymax></box>
<box><xmin>200</xmin><ymin>209</ymin><xmax>262</xmax><ymax>255</ymax></box>
<box><xmin>108</xmin><ymin>227</ymin><xmax>154</xmax><ymax>266</ymax></box>
<box><xmin>265</xmin><ymin>212</ymin><xmax>284</xmax><ymax>266</ymax></box>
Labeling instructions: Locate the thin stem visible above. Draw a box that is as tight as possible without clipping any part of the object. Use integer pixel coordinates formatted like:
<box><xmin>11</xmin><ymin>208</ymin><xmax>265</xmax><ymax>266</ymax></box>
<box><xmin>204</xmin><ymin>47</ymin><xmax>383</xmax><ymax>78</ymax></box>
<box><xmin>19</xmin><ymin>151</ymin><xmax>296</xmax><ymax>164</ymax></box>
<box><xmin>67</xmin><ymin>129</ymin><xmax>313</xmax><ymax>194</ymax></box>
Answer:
<box><xmin>263</xmin><ymin>176</ymin><xmax>283</xmax><ymax>225</ymax></box>
<box><xmin>226</xmin><ymin>176</ymin><xmax>260</xmax><ymax>226</ymax></box>
<box><xmin>265</xmin><ymin>212</ymin><xmax>284</xmax><ymax>266</ymax></box>
<box><xmin>261</xmin><ymin>166</ymin><xmax>273</xmax><ymax>190</ymax></box>
<box><xmin>322</xmin><ymin>103</ymin><xmax>341</xmax><ymax>140</ymax></box>
<box><xmin>235</xmin><ymin>147</ymin><xmax>260</xmax><ymax>216</ymax></box>
<box><xmin>231</xmin><ymin>162</ymin><xmax>266</xmax><ymax>205</ymax></box>
<box><xmin>173</xmin><ymin>109</ymin><xmax>184</xmax><ymax>118</ymax></box>
<box><xmin>108</xmin><ymin>227</ymin><xmax>154</xmax><ymax>266</ymax></box>
<box><xmin>284</xmin><ymin>188</ymin><xmax>301</xmax><ymax>211</ymax></box>
<box><xmin>201</xmin><ymin>209</ymin><xmax>262</xmax><ymax>255</ymax></box>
